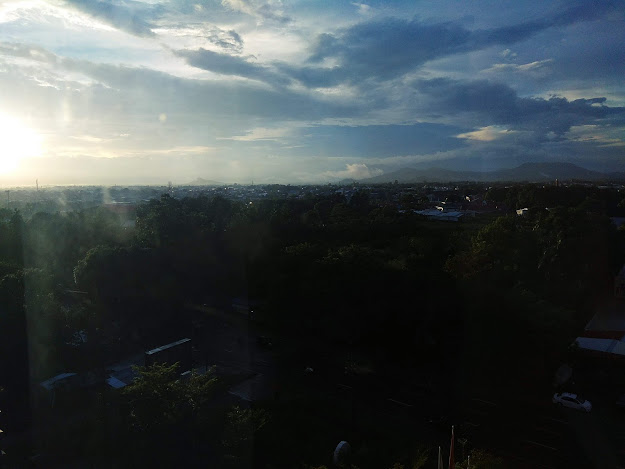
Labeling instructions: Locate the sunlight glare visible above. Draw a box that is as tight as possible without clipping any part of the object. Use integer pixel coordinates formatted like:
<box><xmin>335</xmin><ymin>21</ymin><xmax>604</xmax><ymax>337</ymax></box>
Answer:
<box><xmin>0</xmin><ymin>114</ymin><xmax>43</xmax><ymax>174</ymax></box>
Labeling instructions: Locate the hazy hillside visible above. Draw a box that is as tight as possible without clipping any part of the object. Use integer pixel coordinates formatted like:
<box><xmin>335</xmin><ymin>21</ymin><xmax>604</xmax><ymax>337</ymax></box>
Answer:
<box><xmin>183</xmin><ymin>178</ymin><xmax>225</xmax><ymax>186</ymax></box>
<box><xmin>356</xmin><ymin>162</ymin><xmax>623</xmax><ymax>184</ymax></box>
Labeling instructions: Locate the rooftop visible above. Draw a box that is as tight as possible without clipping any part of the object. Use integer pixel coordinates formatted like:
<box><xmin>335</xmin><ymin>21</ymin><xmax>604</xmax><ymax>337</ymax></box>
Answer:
<box><xmin>145</xmin><ymin>338</ymin><xmax>191</xmax><ymax>356</ymax></box>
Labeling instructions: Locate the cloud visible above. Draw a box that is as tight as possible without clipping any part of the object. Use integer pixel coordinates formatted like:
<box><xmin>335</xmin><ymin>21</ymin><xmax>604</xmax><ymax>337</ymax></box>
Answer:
<box><xmin>62</xmin><ymin>0</ymin><xmax>160</xmax><ymax>37</ymax></box>
<box><xmin>0</xmin><ymin>41</ymin><xmax>61</xmax><ymax>63</ymax></box>
<box><xmin>483</xmin><ymin>59</ymin><xmax>553</xmax><ymax>74</ymax></box>
<box><xmin>153</xmin><ymin>24</ymin><xmax>244</xmax><ymax>52</ymax></box>
<box><xmin>500</xmin><ymin>48</ymin><xmax>517</xmax><ymax>58</ymax></box>
<box><xmin>541</xmin><ymin>19</ymin><xmax>625</xmax><ymax>85</ymax></box>
<box><xmin>351</xmin><ymin>3</ymin><xmax>372</xmax><ymax>15</ymax></box>
<box><xmin>300</xmin><ymin>2</ymin><xmax>615</xmax><ymax>86</ymax></box>
<box><xmin>221</xmin><ymin>0</ymin><xmax>290</xmax><ymax>24</ymax></box>
<box><xmin>323</xmin><ymin>163</ymin><xmax>383</xmax><ymax>180</ymax></box>
<box><xmin>274</xmin><ymin>62</ymin><xmax>345</xmax><ymax>88</ymax></box>
<box><xmin>565</xmin><ymin>124</ymin><xmax>625</xmax><ymax>147</ymax></box>
<box><xmin>218</xmin><ymin>127</ymin><xmax>292</xmax><ymax>142</ymax></box>
<box><xmin>174</xmin><ymin>47</ymin><xmax>288</xmax><ymax>85</ymax></box>
<box><xmin>0</xmin><ymin>43</ymin><xmax>362</xmax><ymax>141</ymax></box>
<box><xmin>456</xmin><ymin>126</ymin><xmax>521</xmax><ymax>142</ymax></box>
<box><xmin>414</xmin><ymin>78</ymin><xmax>625</xmax><ymax>135</ymax></box>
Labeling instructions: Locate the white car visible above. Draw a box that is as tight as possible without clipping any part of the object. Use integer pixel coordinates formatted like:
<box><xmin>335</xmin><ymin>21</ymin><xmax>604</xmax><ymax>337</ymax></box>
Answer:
<box><xmin>552</xmin><ymin>392</ymin><xmax>592</xmax><ymax>412</ymax></box>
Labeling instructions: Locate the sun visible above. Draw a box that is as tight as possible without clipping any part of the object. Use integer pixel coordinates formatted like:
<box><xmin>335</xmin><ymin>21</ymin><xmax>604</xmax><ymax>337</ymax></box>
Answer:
<box><xmin>0</xmin><ymin>114</ymin><xmax>43</xmax><ymax>174</ymax></box>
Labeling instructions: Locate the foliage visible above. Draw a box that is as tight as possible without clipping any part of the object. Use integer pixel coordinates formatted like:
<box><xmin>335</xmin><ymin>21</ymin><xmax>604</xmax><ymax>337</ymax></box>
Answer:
<box><xmin>222</xmin><ymin>406</ymin><xmax>270</xmax><ymax>450</ymax></box>
<box><xmin>123</xmin><ymin>363</ymin><xmax>218</xmax><ymax>432</ymax></box>
<box><xmin>446</xmin><ymin>204</ymin><xmax>617</xmax><ymax>310</ymax></box>
<box><xmin>0</xmin><ymin>184</ymin><xmax>623</xmax><ymax>466</ymax></box>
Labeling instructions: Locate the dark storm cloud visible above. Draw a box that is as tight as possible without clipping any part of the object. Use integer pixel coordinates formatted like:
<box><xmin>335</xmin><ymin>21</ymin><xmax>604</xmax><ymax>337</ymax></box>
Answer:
<box><xmin>174</xmin><ymin>48</ymin><xmax>288</xmax><ymax>85</ymax></box>
<box><xmin>64</xmin><ymin>0</ymin><xmax>160</xmax><ymax>37</ymax></box>
<box><xmin>291</xmin><ymin>1</ymin><xmax>616</xmax><ymax>87</ymax></box>
<box><xmin>415</xmin><ymin>78</ymin><xmax>625</xmax><ymax>135</ymax></box>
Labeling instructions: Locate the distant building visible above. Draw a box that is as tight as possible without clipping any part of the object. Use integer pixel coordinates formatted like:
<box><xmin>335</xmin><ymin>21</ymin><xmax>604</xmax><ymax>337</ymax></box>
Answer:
<box><xmin>145</xmin><ymin>338</ymin><xmax>192</xmax><ymax>372</ymax></box>
<box><xmin>413</xmin><ymin>209</ymin><xmax>474</xmax><ymax>222</ymax></box>
<box><xmin>574</xmin><ymin>336</ymin><xmax>625</xmax><ymax>360</ymax></box>
<box><xmin>39</xmin><ymin>373</ymin><xmax>79</xmax><ymax>393</ymax></box>
<box><xmin>583</xmin><ymin>300</ymin><xmax>625</xmax><ymax>339</ymax></box>
<box><xmin>37</xmin><ymin>372</ymin><xmax>103</xmax><ymax>406</ymax></box>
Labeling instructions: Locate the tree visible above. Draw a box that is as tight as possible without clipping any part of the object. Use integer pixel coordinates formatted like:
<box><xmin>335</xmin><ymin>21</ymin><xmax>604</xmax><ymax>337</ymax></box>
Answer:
<box><xmin>123</xmin><ymin>363</ymin><xmax>218</xmax><ymax>432</ymax></box>
<box><xmin>222</xmin><ymin>406</ymin><xmax>270</xmax><ymax>467</ymax></box>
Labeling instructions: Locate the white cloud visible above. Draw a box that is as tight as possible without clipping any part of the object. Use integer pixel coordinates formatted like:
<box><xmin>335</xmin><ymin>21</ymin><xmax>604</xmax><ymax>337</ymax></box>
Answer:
<box><xmin>456</xmin><ymin>126</ymin><xmax>520</xmax><ymax>142</ymax></box>
<box><xmin>483</xmin><ymin>59</ymin><xmax>553</xmax><ymax>74</ymax></box>
<box><xmin>70</xmin><ymin>135</ymin><xmax>106</xmax><ymax>143</ymax></box>
<box><xmin>221</xmin><ymin>0</ymin><xmax>290</xmax><ymax>23</ymax></box>
<box><xmin>218</xmin><ymin>126</ymin><xmax>292</xmax><ymax>141</ymax></box>
<box><xmin>500</xmin><ymin>48</ymin><xmax>517</xmax><ymax>58</ymax></box>
<box><xmin>567</xmin><ymin>124</ymin><xmax>625</xmax><ymax>147</ymax></box>
<box><xmin>323</xmin><ymin>163</ymin><xmax>383</xmax><ymax>180</ymax></box>
<box><xmin>0</xmin><ymin>0</ymin><xmax>114</xmax><ymax>31</ymax></box>
<box><xmin>351</xmin><ymin>2</ymin><xmax>372</xmax><ymax>15</ymax></box>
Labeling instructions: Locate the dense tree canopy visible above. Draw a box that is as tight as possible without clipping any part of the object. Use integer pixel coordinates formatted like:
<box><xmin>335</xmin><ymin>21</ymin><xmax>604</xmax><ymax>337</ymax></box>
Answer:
<box><xmin>0</xmin><ymin>183</ymin><xmax>623</xmax><ymax>467</ymax></box>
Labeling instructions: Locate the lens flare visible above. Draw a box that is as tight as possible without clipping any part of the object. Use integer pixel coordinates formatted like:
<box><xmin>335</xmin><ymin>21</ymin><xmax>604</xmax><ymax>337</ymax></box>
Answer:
<box><xmin>0</xmin><ymin>114</ymin><xmax>43</xmax><ymax>174</ymax></box>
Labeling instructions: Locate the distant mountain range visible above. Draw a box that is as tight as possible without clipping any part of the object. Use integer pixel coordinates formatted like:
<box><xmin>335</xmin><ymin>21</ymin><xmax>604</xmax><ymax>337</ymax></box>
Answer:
<box><xmin>353</xmin><ymin>162</ymin><xmax>625</xmax><ymax>184</ymax></box>
<box><xmin>183</xmin><ymin>177</ymin><xmax>225</xmax><ymax>186</ymax></box>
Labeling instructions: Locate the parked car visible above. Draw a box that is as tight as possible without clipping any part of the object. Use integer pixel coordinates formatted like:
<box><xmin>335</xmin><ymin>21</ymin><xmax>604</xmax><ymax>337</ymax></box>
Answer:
<box><xmin>616</xmin><ymin>394</ymin><xmax>625</xmax><ymax>408</ymax></box>
<box><xmin>552</xmin><ymin>392</ymin><xmax>592</xmax><ymax>412</ymax></box>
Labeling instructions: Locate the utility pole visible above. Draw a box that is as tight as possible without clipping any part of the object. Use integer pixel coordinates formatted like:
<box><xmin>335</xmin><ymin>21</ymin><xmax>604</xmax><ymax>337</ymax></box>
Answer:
<box><xmin>5</xmin><ymin>190</ymin><xmax>9</xmax><ymax>208</ymax></box>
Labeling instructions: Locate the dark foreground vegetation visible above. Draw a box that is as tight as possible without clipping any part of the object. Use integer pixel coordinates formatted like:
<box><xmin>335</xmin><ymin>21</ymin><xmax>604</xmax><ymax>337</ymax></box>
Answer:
<box><xmin>1</xmin><ymin>182</ymin><xmax>625</xmax><ymax>468</ymax></box>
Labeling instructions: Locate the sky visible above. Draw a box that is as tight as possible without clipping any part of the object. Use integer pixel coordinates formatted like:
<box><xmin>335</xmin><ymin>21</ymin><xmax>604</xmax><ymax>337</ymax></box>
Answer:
<box><xmin>0</xmin><ymin>0</ymin><xmax>623</xmax><ymax>185</ymax></box>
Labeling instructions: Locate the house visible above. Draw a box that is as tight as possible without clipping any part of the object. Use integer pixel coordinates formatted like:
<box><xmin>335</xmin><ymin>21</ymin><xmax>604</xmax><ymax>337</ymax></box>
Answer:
<box><xmin>37</xmin><ymin>373</ymin><xmax>80</xmax><ymax>408</ymax></box>
<box><xmin>573</xmin><ymin>265</ymin><xmax>625</xmax><ymax>359</ymax></box>
<box><xmin>574</xmin><ymin>337</ymin><xmax>625</xmax><ymax>360</ymax></box>
<box><xmin>584</xmin><ymin>302</ymin><xmax>625</xmax><ymax>339</ymax></box>
<box><xmin>145</xmin><ymin>338</ymin><xmax>192</xmax><ymax>372</ymax></box>
<box><xmin>39</xmin><ymin>373</ymin><xmax>79</xmax><ymax>392</ymax></box>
